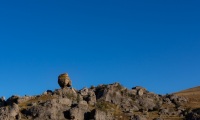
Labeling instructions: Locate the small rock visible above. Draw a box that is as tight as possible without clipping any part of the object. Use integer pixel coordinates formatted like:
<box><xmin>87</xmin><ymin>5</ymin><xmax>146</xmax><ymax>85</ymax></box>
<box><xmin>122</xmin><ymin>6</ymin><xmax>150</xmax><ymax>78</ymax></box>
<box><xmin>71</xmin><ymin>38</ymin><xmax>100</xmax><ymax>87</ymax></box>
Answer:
<box><xmin>138</xmin><ymin>89</ymin><xmax>144</xmax><ymax>96</ymax></box>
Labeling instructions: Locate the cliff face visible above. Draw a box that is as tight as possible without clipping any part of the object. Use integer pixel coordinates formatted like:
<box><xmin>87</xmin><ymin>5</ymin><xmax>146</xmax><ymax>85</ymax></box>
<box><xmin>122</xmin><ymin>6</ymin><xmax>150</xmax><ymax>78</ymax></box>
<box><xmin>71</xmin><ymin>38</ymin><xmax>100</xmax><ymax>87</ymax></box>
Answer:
<box><xmin>0</xmin><ymin>74</ymin><xmax>199</xmax><ymax>120</ymax></box>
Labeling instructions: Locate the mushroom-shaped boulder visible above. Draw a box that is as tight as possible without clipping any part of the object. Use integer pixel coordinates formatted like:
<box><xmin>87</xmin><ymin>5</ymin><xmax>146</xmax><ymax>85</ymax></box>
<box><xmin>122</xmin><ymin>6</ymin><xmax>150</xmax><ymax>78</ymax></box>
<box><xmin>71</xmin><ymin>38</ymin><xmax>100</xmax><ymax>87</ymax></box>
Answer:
<box><xmin>58</xmin><ymin>73</ymin><xmax>72</xmax><ymax>88</ymax></box>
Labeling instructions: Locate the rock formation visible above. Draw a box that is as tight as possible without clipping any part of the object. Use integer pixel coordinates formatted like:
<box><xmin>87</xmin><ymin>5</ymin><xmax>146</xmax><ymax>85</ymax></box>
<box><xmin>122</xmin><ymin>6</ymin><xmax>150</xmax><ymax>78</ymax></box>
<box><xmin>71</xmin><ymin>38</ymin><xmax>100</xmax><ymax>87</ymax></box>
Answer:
<box><xmin>0</xmin><ymin>73</ymin><xmax>197</xmax><ymax>120</ymax></box>
<box><xmin>58</xmin><ymin>73</ymin><xmax>72</xmax><ymax>88</ymax></box>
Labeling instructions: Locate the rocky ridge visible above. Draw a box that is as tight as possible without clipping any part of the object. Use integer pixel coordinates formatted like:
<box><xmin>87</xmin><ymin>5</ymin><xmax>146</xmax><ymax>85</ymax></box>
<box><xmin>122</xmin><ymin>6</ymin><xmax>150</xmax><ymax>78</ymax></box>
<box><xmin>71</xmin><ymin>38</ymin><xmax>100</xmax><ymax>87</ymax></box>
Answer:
<box><xmin>0</xmin><ymin>73</ymin><xmax>198</xmax><ymax>120</ymax></box>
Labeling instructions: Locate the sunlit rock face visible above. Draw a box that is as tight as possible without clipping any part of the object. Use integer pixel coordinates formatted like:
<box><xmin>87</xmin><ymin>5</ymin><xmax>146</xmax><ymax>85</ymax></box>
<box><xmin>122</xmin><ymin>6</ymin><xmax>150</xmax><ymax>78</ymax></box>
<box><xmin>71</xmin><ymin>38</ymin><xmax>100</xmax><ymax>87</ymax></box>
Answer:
<box><xmin>58</xmin><ymin>73</ymin><xmax>72</xmax><ymax>88</ymax></box>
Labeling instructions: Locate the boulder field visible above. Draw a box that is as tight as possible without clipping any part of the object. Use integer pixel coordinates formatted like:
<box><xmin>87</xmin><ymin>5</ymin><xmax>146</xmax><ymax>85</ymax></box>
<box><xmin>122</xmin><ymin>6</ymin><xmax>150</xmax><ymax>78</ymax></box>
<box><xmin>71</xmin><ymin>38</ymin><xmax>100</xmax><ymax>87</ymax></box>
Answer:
<box><xmin>0</xmin><ymin>73</ymin><xmax>198</xmax><ymax>120</ymax></box>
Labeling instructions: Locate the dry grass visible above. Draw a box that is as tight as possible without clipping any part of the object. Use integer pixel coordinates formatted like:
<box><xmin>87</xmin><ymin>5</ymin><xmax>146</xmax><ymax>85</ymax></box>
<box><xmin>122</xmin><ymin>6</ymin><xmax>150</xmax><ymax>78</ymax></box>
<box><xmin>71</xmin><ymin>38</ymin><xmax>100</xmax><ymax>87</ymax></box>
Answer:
<box><xmin>175</xmin><ymin>86</ymin><xmax>200</xmax><ymax>109</ymax></box>
<box><xmin>19</xmin><ymin>95</ymin><xmax>55</xmax><ymax>109</ymax></box>
<box><xmin>95</xmin><ymin>101</ymin><xmax>129</xmax><ymax>120</ymax></box>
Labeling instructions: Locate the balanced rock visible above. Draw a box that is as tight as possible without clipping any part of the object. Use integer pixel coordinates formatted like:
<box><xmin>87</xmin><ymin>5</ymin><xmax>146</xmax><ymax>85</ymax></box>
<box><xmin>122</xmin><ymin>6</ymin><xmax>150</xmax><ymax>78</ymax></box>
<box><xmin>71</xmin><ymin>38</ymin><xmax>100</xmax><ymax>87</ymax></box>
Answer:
<box><xmin>58</xmin><ymin>73</ymin><xmax>72</xmax><ymax>88</ymax></box>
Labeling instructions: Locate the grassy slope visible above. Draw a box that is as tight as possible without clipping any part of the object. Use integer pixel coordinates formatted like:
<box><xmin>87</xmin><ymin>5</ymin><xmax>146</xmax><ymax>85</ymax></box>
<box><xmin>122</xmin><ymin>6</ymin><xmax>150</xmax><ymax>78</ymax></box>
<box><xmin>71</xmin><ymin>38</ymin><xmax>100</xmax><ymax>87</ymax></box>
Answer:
<box><xmin>174</xmin><ymin>86</ymin><xmax>200</xmax><ymax>109</ymax></box>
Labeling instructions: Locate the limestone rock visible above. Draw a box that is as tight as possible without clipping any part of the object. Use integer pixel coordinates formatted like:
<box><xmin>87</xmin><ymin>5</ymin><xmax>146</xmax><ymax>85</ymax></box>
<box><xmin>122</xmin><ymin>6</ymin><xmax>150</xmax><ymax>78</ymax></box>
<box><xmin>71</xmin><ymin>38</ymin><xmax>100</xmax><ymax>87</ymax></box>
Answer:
<box><xmin>136</xmin><ymin>98</ymin><xmax>156</xmax><ymax>111</ymax></box>
<box><xmin>137</xmin><ymin>89</ymin><xmax>144</xmax><ymax>96</ymax></box>
<box><xmin>53</xmin><ymin>87</ymin><xmax>77</xmax><ymax>99</ymax></box>
<box><xmin>58</xmin><ymin>73</ymin><xmax>72</xmax><ymax>88</ymax></box>
<box><xmin>87</xmin><ymin>90</ymin><xmax>96</xmax><ymax>105</ymax></box>
<box><xmin>69</xmin><ymin>105</ymin><xmax>89</xmax><ymax>120</ymax></box>
<box><xmin>0</xmin><ymin>103</ymin><xmax>20</xmax><ymax>120</ymax></box>
<box><xmin>9</xmin><ymin>103</ymin><xmax>20</xmax><ymax>119</ymax></box>
<box><xmin>23</xmin><ymin>98</ymin><xmax>71</xmax><ymax>120</ymax></box>
<box><xmin>80</xmin><ymin>87</ymin><xmax>89</xmax><ymax>96</ymax></box>
<box><xmin>0</xmin><ymin>78</ymin><xmax>193</xmax><ymax>120</ymax></box>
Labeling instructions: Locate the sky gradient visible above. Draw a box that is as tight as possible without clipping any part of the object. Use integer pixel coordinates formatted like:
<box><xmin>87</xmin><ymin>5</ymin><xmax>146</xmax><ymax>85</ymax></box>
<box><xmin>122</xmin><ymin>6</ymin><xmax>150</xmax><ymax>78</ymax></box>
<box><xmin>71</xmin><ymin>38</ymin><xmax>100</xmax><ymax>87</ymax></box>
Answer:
<box><xmin>0</xmin><ymin>0</ymin><xmax>200</xmax><ymax>98</ymax></box>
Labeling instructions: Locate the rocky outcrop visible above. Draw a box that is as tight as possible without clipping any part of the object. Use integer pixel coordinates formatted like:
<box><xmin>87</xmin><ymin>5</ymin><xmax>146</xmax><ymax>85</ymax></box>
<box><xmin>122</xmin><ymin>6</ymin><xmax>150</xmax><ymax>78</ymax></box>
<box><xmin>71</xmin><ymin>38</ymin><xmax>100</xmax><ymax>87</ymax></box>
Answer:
<box><xmin>0</xmin><ymin>103</ymin><xmax>20</xmax><ymax>120</ymax></box>
<box><xmin>0</xmin><ymin>97</ymin><xmax>6</xmax><ymax>107</ymax></box>
<box><xmin>185</xmin><ymin>108</ymin><xmax>200</xmax><ymax>120</ymax></box>
<box><xmin>0</xmin><ymin>73</ymin><xmax>191</xmax><ymax>120</ymax></box>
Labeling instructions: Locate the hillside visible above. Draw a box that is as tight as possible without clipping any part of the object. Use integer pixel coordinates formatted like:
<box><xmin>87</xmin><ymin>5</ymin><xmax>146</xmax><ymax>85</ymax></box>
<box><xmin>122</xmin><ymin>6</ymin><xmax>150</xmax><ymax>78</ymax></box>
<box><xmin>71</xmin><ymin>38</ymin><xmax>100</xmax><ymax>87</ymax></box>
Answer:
<box><xmin>175</xmin><ymin>86</ymin><xmax>200</xmax><ymax>109</ymax></box>
<box><xmin>0</xmin><ymin>73</ymin><xmax>199</xmax><ymax>120</ymax></box>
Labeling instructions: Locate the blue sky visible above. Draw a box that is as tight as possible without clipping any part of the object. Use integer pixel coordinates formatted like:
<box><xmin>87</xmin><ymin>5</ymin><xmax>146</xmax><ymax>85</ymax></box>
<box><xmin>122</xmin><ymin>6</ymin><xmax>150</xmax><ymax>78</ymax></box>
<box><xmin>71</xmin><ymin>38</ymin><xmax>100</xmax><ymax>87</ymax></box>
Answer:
<box><xmin>0</xmin><ymin>0</ymin><xmax>200</xmax><ymax>98</ymax></box>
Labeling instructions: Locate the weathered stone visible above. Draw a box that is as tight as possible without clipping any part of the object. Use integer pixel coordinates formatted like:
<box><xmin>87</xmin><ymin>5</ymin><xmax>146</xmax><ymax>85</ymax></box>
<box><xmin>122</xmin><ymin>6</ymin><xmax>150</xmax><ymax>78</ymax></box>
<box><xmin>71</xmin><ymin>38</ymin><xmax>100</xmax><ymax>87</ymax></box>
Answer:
<box><xmin>53</xmin><ymin>87</ymin><xmax>77</xmax><ymax>99</ymax></box>
<box><xmin>58</xmin><ymin>73</ymin><xmax>72</xmax><ymax>88</ymax></box>
<box><xmin>0</xmin><ymin>103</ymin><xmax>20</xmax><ymax>120</ymax></box>
<box><xmin>137</xmin><ymin>98</ymin><xmax>156</xmax><ymax>111</ymax></box>
<box><xmin>9</xmin><ymin>103</ymin><xmax>20</xmax><ymax>119</ymax></box>
<box><xmin>80</xmin><ymin>87</ymin><xmax>89</xmax><ymax>96</ymax></box>
<box><xmin>94</xmin><ymin>109</ymin><xmax>114</xmax><ymax>120</ymax></box>
<box><xmin>87</xmin><ymin>90</ymin><xmax>96</xmax><ymax>105</ymax></box>
<box><xmin>69</xmin><ymin>107</ymin><xmax>88</xmax><ymax>120</ymax></box>
<box><xmin>58</xmin><ymin>98</ymin><xmax>72</xmax><ymax>106</ymax></box>
<box><xmin>78</xmin><ymin>100</ymin><xmax>88</xmax><ymax>109</ymax></box>
<box><xmin>0</xmin><ymin>74</ymin><xmax>193</xmax><ymax>120</ymax></box>
<box><xmin>138</xmin><ymin>89</ymin><xmax>144</xmax><ymax>96</ymax></box>
<box><xmin>129</xmin><ymin>89</ymin><xmax>137</xmax><ymax>96</ymax></box>
<box><xmin>23</xmin><ymin>98</ymin><xmax>70</xmax><ymax>120</ymax></box>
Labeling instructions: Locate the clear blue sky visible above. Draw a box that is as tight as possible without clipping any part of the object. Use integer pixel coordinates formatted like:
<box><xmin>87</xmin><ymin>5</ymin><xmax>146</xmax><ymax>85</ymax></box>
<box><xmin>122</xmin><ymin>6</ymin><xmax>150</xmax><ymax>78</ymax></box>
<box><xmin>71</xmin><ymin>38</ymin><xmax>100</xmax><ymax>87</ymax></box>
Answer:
<box><xmin>0</xmin><ymin>0</ymin><xmax>199</xmax><ymax>98</ymax></box>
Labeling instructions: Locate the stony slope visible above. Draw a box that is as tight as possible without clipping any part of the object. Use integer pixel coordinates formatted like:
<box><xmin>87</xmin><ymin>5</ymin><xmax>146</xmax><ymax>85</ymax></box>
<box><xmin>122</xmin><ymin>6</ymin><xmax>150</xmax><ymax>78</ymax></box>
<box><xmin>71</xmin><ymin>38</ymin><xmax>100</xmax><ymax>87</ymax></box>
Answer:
<box><xmin>175</xmin><ymin>86</ymin><xmax>200</xmax><ymax>109</ymax></box>
<box><xmin>174</xmin><ymin>87</ymin><xmax>200</xmax><ymax>120</ymax></box>
<box><xmin>0</xmin><ymin>74</ymin><xmax>199</xmax><ymax>120</ymax></box>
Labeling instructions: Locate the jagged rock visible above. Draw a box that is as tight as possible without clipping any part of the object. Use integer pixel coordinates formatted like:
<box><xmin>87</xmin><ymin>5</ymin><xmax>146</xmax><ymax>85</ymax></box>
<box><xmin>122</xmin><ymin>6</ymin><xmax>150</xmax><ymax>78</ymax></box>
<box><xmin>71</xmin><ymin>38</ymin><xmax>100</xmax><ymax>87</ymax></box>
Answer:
<box><xmin>0</xmin><ymin>103</ymin><xmax>20</xmax><ymax>120</ymax></box>
<box><xmin>23</xmin><ymin>98</ymin><xmax>71</xmax><ymax>120</ymax></box>
<box><xmin>58</xmin><ymin>97</ymin><xmax>72</xmax><ymax>106</ymax></box>
<box><xmin>6</xmin><ymin>95</ymin><xmax>20</xmax><ymax>105</ymax></box>
<box><xmin>95</xmin><ymin>83</ymin><xmax>125</xmax><ymax>105</ymax></box>
<box><xmin>9</xmin><ymin>103</ymin><xmax>20</xmax><ymax>119</ymax></box>
<box><xmin>132</xmin><ymin>86</ymin><xmax>147</xmax><ymax>97</ymax></box>
<box><xmin>0</xmin><ymin>97</ymin><xmax>6</xmax><ymax>107</ymax></box>
<box><xmin>69</xmin><ymin>105</ymin><xmax>89</xmax><ymax>120</ymax></box>
<box><xmin>78</xmin><ymin>100</ymin><xmax>88</xmax><ymax>109</ymax></box>
<box><xmin>87</xmin><ymin>90</ymin><xmax>96</xmax><ymax>105</ymax></box>
<box><xmin>58</xmin><ymin>73</ymin><xmax>72</xmax><ymax>88</ymax></box>
<box><xmin>0</xmin><ymin>75</ymin><xmax>194</xmax><ymax>120</ymax></box>
<box><xmin>65</xmin><ymin>100</ymin><xmax>89</xmax><ymax>119</ymax></box>
<box><xmin>79</xmin><ymin>87</ymin><xmax>96</xmax><ymax>105</ymax></box>
<box><xmin>0</xmin><ymin>107</ymin><xmax>10</xmax><ymax>120</ymax></box>
<box><xmin>137</xmin><ymin>98</ymin><xmax>156</xmax><ymax>111</ymax></box>
<box><xmin>80</xmin><ymin>87</ymin><xmax>89</xmax><ymax>96</ymax></box>
<box><xmin>165</xmin><ymin>94</ymin><xmax>187</xmax><ymax>106</ymax></box>
<box><xmin>18</xmin><ymin>96</ymin><xmax>35</xmax><ymax>104</ymax></box>
<box><xmin>53</xmin><ymin>87</ymin><xmax>77</xmax><ymax>100</ymax></box>
<box><xmin>128</xmin><ymin>89</ymin><xmax>137</xmax><ymax>96</ymax></box>
<box><xmin>94</xmin><ymin>109</ymin><xmax>114</xmax><ymax>120</ymax></box>
<box><xmin>185</xmin><ymin>108</ymin><xmax>200</xmax><ymax>120</ymax></box>
<box><xmin>6</xmin><ymin>95</ymin><xmax>34</xmax><ymax>105</ymax></box>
